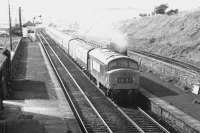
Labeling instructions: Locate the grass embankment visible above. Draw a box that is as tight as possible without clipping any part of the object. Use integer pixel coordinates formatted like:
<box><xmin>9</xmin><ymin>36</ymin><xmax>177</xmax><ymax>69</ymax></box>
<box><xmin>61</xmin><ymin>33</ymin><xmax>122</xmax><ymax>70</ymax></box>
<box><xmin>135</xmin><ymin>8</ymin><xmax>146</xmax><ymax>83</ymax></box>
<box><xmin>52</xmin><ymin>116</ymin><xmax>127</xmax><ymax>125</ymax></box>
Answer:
<box><xmin>120</xmin><ymin>10</ymin><xmax>200</xmax><ymax>67</ymax></box>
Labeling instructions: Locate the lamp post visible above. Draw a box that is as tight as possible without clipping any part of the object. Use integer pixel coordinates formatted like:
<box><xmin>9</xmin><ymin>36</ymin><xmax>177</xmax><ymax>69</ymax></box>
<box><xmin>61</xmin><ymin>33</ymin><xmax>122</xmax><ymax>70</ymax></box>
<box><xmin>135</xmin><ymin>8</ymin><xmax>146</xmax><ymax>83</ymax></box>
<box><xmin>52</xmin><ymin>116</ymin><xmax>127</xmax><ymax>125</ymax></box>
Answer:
<box><xmin>19</xmin><ymin>7</ymin><xmax>23</xmax><ymax>36</ymax></box>
<box><xmin>8</xmin><ymin>0</ymin><xmax>13</xmax><ymax>82</ymax></box>
<box><xmin>8</xmin><ymin>0</ymin><xmax>12</xmax><ymax>51</ymax></box>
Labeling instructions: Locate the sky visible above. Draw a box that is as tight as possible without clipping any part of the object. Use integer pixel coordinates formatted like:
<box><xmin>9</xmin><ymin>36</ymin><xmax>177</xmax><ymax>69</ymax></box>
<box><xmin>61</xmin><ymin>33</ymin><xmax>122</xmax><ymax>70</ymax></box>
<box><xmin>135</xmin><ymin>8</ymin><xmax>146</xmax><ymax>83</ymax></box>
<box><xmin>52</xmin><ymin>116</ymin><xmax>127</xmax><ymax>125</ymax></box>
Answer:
<box><xmin>1</xmin><ymin>0</ymin><xmax>200</xmax><ymax>29</ymax></box>
<box><xmin>1</xmin><ymin>0</ymin><xmax>200</xmax><ymax>21</ymax></box>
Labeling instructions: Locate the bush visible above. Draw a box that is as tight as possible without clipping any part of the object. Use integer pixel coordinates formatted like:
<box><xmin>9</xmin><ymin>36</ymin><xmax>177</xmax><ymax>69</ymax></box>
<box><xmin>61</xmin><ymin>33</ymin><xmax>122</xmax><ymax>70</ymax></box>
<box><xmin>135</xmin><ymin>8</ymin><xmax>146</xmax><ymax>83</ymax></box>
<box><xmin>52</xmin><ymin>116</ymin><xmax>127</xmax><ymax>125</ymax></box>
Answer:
<box><xmin>11</xmin><ymin>24</ymin><xmax>22</xmax><ymax>36</ymax></box>
<box><xmin>23</xmin><ymin>21</ymin><xmax>35</xmax><ymax>27</ymax></box>
<box><xmin>167</xmin><ymin>9</ymin><xmax>179</xmax><ymax>15</ymax></box>
<box><xmin>154</xmin><ymin>4</ymin><xmax>169</xmax><ymax>14</ymax></box>
<box><xmin>149</xmin><ymin>38</ymin><xmax>156</xmax><ymax>43</ymax></box>
<box><xmin>139</xmin><ymin>13</ymin><xmax>147</xmax><ymax>17</ymax></box>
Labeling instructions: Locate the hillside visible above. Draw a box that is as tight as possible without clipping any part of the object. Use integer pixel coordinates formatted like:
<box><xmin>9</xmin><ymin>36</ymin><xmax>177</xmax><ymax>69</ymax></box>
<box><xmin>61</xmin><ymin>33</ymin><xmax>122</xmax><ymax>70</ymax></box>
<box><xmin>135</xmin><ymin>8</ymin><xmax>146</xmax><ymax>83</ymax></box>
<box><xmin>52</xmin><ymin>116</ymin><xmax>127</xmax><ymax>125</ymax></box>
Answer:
<box><xmin>119</xmin><ymin>10</ymin><xmax>200</xmax><ymax>67</ymax></box>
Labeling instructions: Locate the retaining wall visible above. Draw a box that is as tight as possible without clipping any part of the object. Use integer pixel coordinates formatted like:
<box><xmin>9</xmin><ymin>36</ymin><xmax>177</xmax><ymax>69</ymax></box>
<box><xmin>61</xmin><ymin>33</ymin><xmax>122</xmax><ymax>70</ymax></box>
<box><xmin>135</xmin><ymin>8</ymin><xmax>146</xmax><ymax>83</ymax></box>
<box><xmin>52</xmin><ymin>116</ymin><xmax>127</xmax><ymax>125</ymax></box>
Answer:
<box><xmin>138</xmin><ymin>88</ymin><xmax>200</xmax><ymax>133</ymax></box>
<box><xmin>128</xmin><ymin>50</ymin><xmax>200</xmax><ymax>91</ymax></box>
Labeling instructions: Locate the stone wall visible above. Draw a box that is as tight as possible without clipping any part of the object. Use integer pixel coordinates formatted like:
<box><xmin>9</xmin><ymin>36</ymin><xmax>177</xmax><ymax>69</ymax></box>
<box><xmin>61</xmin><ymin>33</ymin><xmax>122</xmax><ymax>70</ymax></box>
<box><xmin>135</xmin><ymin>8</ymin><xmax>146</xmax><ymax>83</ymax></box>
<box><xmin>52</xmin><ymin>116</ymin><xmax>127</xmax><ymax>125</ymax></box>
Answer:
<box><xmin>128</xmin><ymin>50</ymin><xmax>200</xmax><ymax>91</ymax></box>
<box><xmin>138</xmin><ymin>88</ymin><xmax>200</xmax><ymax>133</ymax></box>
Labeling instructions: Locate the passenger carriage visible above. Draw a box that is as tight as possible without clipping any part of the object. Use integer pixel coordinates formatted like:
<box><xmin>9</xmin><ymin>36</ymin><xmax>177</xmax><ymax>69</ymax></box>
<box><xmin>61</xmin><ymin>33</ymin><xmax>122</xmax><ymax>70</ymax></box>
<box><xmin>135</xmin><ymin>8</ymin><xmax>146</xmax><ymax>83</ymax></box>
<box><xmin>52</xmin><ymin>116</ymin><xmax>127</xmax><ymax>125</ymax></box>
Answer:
<box><xmin>68</xmin><ymin>38</ymin><xmax>93</xmax><ymax>69</ymax></box>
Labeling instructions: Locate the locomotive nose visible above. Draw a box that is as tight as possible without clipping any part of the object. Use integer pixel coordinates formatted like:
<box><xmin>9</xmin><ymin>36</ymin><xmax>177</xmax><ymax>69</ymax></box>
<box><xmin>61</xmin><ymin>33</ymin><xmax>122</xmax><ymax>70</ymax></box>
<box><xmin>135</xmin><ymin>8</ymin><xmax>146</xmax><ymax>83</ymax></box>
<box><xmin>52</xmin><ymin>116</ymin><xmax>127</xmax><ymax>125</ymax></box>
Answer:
<box><xmin>107</xmin><ymin>68</ymin><xmax>139</xmax><ymax>90</ymax></box>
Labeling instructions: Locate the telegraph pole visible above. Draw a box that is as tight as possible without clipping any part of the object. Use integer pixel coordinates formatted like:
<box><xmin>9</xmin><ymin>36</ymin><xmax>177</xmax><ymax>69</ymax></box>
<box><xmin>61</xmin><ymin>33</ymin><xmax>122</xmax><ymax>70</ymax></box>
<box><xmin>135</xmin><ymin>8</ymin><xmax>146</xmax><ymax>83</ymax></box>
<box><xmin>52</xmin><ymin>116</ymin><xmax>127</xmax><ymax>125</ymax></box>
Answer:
<box><xmin>8</xmin><ymin>0</ymin><xmax>12</xmax><ymax>51</ymax></box>
<box><xmin>19</xmin><ymin>7</ymin><xmax>23</xmax><ymax>36</ymax></box>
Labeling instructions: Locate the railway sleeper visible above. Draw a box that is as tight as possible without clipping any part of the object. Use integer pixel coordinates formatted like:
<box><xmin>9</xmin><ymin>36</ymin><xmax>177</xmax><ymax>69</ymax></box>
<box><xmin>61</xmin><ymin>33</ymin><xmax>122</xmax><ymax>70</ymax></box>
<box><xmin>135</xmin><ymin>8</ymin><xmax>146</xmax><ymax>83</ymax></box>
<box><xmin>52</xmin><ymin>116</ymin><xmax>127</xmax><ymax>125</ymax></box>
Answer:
<box><xmin>55</xmin><ymin>41</ymin><xmax>137</xmax><ymax>106</ymax></box>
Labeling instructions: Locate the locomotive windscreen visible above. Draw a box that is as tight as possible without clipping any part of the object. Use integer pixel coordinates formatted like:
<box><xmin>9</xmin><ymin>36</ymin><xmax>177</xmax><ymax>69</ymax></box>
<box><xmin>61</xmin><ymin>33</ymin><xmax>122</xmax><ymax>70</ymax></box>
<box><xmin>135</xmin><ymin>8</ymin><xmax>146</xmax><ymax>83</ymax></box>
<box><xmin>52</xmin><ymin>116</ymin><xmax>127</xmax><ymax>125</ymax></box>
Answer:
<box><xmin>108</xmin><ymin>58</ymin><xmax>138</xmax><ymax>70</ymax></box>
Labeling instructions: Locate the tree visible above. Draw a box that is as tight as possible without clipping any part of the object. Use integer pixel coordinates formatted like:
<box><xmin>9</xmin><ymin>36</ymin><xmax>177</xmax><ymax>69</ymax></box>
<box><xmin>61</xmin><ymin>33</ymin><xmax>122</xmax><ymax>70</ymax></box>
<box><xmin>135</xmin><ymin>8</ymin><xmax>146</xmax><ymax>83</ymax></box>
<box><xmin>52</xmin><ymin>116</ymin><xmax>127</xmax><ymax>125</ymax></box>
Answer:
<box><xmin>167</xmin><ymin>9</ymin><xmax>179</xmax><ymax>15</ymax></box>
<box><xmin>154</xmin><ymin>4</ymin><xmax>169</xmax><ymax>14</ymax></box>
<box><xmin>139</xmin><ymin>13</ymin><xmax>147</xmax><ymax>17</ymax></box>
<box><xmin>23</xmin><ymin>21</ymin><xmax>35</xmax><ymax>27</ymax></box>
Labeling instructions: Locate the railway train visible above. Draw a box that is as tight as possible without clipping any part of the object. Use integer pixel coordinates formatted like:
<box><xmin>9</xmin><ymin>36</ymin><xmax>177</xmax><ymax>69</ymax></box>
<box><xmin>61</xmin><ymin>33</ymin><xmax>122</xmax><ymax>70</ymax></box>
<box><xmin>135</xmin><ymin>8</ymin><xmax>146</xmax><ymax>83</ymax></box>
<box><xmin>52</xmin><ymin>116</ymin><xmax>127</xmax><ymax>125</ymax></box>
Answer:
<box><xmin>77</xmin><ymin>35</ymin><xmax>128</xmax><ymax>55</ymax></box>
<box><xmin>45</xmin><ymin>27</ymin><xmax>140</xmax><ymax>104</ymax></box>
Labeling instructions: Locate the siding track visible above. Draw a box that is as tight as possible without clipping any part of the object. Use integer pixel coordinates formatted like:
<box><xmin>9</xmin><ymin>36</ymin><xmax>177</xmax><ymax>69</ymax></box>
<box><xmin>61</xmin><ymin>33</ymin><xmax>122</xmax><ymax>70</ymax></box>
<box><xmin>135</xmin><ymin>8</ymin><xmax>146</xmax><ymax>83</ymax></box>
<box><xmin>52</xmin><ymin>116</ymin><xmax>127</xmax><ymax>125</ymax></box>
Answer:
<box><xmin>130</xmin><ymin>50</ymin><xmax>200</xmax><ymax>73</ymax></box>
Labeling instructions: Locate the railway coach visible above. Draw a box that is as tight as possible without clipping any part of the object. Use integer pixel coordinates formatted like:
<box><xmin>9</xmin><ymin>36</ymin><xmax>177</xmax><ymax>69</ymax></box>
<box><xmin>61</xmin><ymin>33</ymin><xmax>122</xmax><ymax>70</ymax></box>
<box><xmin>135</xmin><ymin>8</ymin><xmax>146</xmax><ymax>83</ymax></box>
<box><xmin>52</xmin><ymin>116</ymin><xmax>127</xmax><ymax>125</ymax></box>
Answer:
<box><xmin>45</xmin><ymin>27</ymin><xmax>72</xmax><ymax>48</ymax></box>
<box><xmin>77</xmin><ymin>35</ymin><xmax>128</xmax><ymax>55</ymax></box>
<box><xmin>46</xmin><ymin>27</ymin><xmax>127</xmax><ymax>55</ymax></box>
<box><xmin>67</xmin><ymin>38</ymin><xmax>140</xmax><ymax>104</ymax></box>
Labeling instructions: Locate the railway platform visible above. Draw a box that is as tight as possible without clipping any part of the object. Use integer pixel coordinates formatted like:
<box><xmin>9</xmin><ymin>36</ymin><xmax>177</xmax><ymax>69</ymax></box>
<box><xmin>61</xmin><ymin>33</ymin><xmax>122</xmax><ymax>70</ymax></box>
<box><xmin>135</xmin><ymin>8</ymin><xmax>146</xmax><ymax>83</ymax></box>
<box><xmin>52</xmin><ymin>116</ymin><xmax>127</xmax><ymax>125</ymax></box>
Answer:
<box><xmin>140</xmin><ymin>72</ymin><xmax>200</xmax><ymax>133</ymax></box>
<box><xmin>0</xmin><ymin>38</ymin><xmax>81</xmax><ymax>133</ymax></box>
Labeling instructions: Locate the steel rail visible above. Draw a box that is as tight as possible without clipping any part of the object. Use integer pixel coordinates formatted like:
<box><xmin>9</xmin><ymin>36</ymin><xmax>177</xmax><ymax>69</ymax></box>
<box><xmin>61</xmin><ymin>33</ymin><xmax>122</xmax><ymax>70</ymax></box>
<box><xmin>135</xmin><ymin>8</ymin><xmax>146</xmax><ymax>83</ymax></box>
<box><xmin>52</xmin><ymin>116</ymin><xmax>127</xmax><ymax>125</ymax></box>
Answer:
<box><xmin>131</xmin><ymin>50</ymin><xmax>200</xmax><ymax>73</ymax></box>
<box><xmin>37</xmin><ymin>33</ymin><xmax>89</xmax><ymax>133</ymax></box>
<box><xmin>137</xmin><ymin>107</ymin><xmax>170</xmax><ymax>133</ymax></box>
<box><xmin>41</xmin><ymin>31</ymin><xmax>141</xmax><ymax>132</ymax></box>
<box><xmin>38</xmin><ymin>32</ymin><xmax>113</xmax><ymax>133</ymax></box>
<box><xmin>43</xmin><ymin>30</ymin><xmax>171</xmax><ymax>133</ymax></box>
<box><xmin>42</xmin><ymin>31</ymin><xmax>147</xmax><ymax>132</ymax></box>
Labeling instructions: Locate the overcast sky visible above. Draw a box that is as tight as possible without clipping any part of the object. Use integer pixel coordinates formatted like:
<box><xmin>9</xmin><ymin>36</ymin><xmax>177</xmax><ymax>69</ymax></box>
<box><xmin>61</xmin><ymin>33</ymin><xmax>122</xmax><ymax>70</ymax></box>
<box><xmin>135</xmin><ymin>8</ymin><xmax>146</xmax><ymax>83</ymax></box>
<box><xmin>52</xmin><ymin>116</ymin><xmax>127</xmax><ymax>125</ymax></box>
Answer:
<box><xmin>1</xmin><ymin>0</ymin><xmax>200</xmax><ymax>25</ymax></box>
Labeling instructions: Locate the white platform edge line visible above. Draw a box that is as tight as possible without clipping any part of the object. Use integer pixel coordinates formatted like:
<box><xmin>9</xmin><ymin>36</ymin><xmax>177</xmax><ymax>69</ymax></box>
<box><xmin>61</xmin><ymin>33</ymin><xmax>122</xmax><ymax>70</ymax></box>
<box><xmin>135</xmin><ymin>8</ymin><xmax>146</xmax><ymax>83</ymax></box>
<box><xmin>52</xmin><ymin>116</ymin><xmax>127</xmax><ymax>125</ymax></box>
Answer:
<box><xmin>38</xmin><ymin>40</ymin><xmax>75</xmax><ymax>118</ymax></box>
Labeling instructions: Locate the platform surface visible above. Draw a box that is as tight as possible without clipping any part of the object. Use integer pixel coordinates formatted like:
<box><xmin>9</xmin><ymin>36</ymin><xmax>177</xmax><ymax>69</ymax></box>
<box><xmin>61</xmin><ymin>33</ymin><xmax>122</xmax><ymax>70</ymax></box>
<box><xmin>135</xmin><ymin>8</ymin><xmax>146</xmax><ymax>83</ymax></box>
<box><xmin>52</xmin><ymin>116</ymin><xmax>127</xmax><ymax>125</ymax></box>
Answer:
<box><xmin>2</xmin><ymin>38</ymin><xmax>81</xmax><ymax>133</ymax></box>
<box><xmin>141</xmin><ymin>72</ymin><xmax>200</xmax><ymax>121</ymax></box>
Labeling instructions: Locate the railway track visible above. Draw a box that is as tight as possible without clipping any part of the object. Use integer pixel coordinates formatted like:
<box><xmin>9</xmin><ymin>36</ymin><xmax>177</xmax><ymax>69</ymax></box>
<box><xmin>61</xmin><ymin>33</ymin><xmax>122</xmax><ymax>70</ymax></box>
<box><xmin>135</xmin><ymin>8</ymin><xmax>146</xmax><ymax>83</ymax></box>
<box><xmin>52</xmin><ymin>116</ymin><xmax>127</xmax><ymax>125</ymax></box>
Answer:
<box><xmin>38</xmin><ymin>32</ymin><xmax>139</xmax><ymax>133</ymax></box>
<box><xmin>38</xmin><ymin>33</ymin><xmax>112</xmax><ymax>133</ymax></box>
<box><xmin>119</xmin><ymin>107</ymin><xmax>174</xmax><ymax>133</ymax></box>
<box><xmin>38</xmin><ymin>30</ymin><xmax>171</xmax><ymax>133</ymax></box>
<box><xmin>130</xmin><ymin>50</ymin><xmax>200</xmax><ymax>73</ymax></box>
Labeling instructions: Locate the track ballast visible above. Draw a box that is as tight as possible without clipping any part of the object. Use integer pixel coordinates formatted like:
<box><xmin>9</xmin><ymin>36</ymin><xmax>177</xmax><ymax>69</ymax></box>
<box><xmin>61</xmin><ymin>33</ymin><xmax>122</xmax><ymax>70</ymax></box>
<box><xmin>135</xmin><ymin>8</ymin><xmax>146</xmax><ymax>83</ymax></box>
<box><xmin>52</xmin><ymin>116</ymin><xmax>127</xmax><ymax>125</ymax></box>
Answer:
<box><xmin>38</xmin><ymin>32</ymin><xmax>139</xmax><ymax>132</ymax></box>
<box><xmin>38</xmin><ymin>29</ymin><xmax>171</xmax><ymax>133</ymax></box>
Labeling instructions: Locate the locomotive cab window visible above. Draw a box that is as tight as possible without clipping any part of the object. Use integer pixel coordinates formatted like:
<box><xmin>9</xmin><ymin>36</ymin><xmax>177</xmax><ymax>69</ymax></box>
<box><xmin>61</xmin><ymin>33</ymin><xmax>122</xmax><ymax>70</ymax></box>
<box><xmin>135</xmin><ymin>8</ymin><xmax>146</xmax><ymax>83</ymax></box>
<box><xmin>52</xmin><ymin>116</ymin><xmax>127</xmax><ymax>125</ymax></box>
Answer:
<box><xmin>108</xmin><ymin>59</ymin><xmax>139</xmax><ymax>70</ymax></box>
<box><xmin>128</xmin><ymin>60</ymin><xmax>139</xmax><ymax>70</ymax></box>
